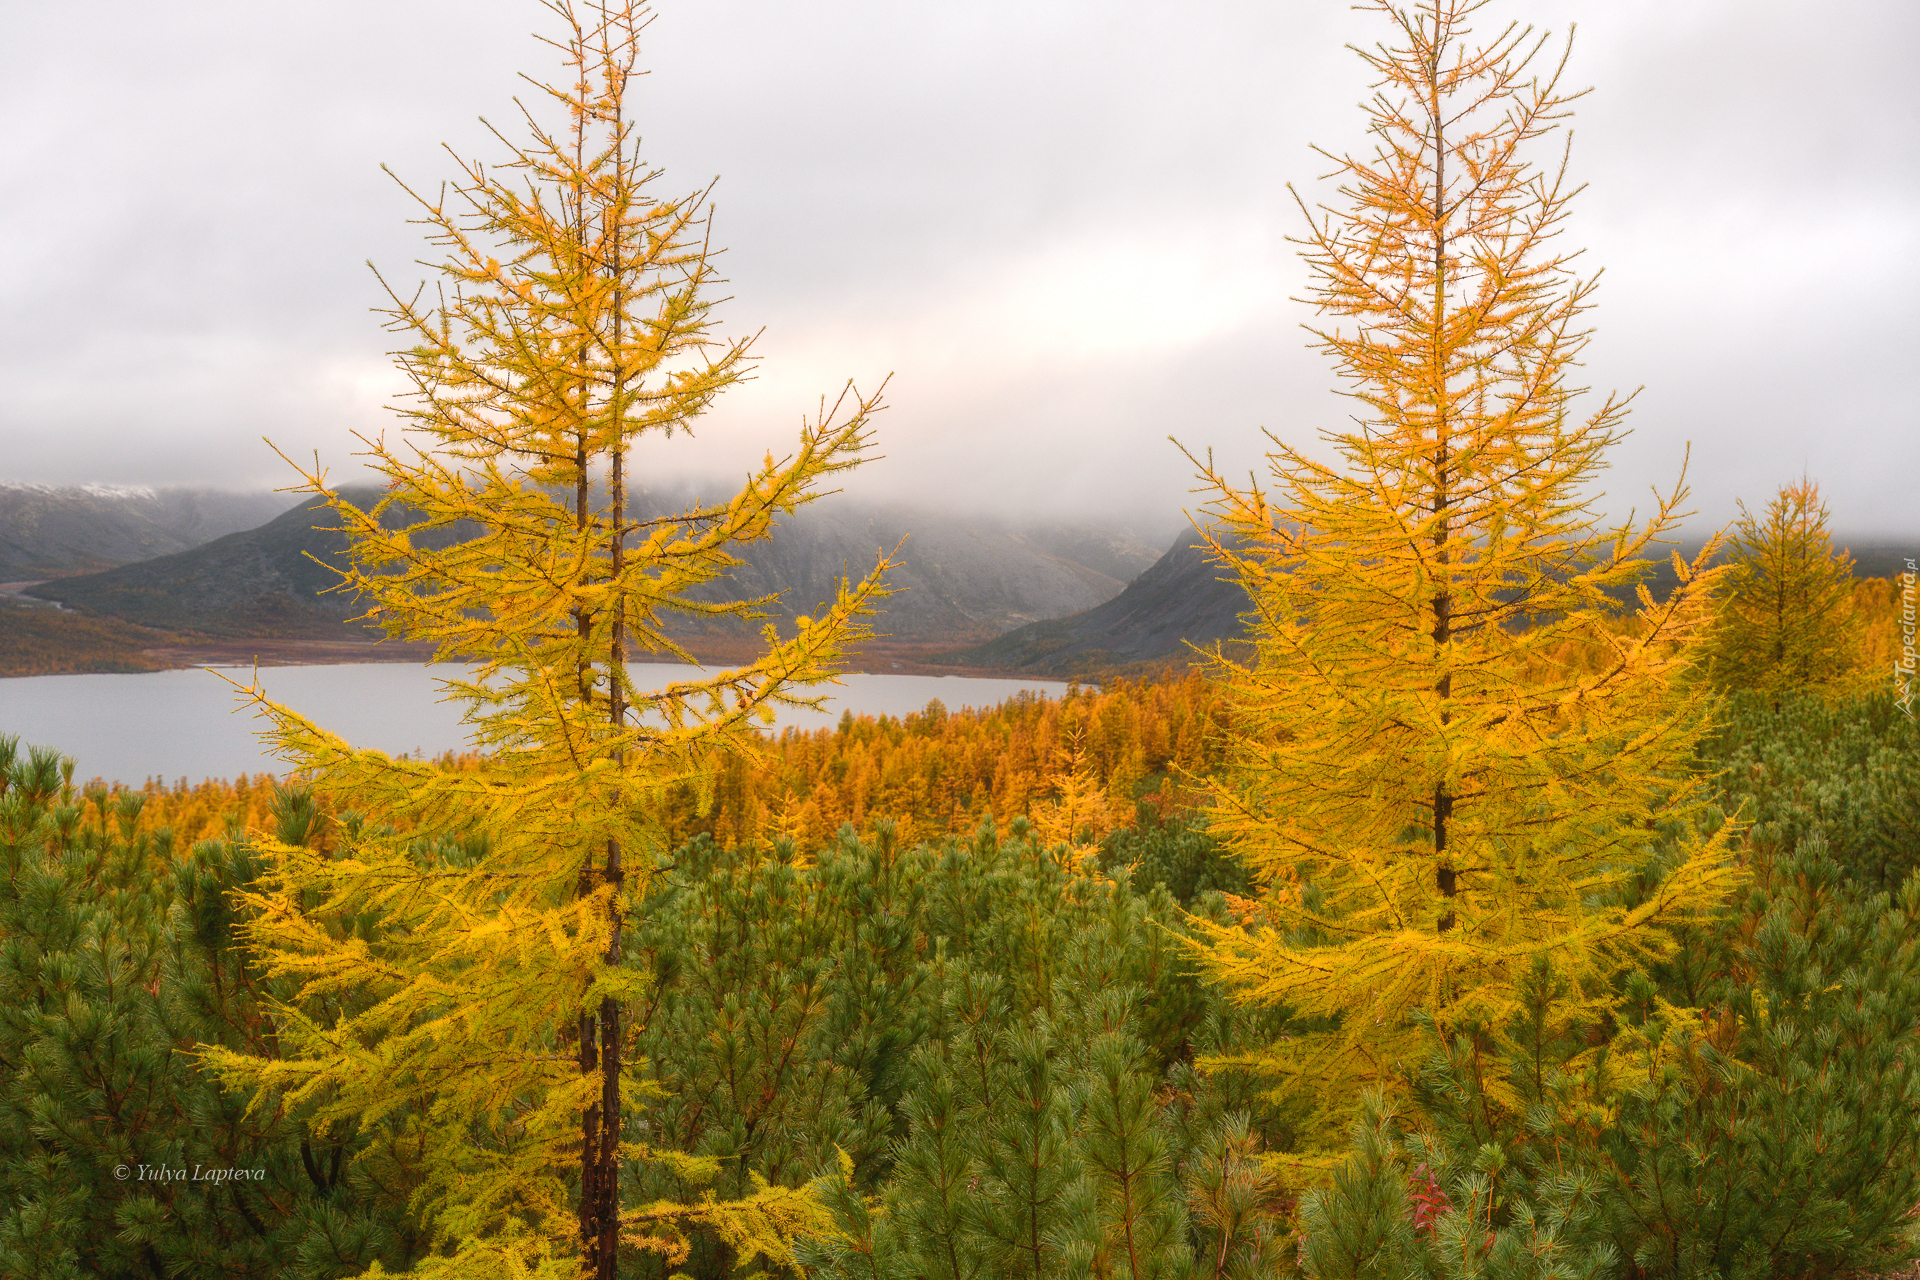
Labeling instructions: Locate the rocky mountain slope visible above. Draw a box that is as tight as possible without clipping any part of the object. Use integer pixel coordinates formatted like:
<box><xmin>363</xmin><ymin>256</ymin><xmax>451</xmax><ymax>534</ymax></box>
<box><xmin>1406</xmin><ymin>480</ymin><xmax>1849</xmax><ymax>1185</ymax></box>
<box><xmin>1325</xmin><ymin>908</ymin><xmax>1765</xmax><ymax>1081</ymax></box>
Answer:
<box><xmin>669</xmin><ymin>501</ymin><xmax>1167</xmax><ymax>643</ymax></box>
<box><xmin>25</xmin><ymin>489</ymin><xmax>1168</xmax><ymax>645</ymax></box>
<box><xmin>22</xmin><ymin>490</ymin><xmax>454</xmax><ymax>639</ymax></box>
<box><xmin>0</xmin><ymin>483</ymin><xmax>294</xmax><ymax>581</ymax></box>
<box><xmin>945</xmin><ymin>531</ymin><xmax>1251</xmax><ymax>676</ymax></box>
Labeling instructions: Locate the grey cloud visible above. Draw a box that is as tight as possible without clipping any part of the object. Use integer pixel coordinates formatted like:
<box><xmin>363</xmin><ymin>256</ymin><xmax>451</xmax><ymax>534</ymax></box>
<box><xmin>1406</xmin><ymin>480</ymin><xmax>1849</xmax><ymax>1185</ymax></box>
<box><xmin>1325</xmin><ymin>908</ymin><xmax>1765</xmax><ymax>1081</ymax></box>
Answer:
<box><xmin>0</xmin><ymin>0</ymin><xmax>1913</xmax><ymax>539</ymax></box>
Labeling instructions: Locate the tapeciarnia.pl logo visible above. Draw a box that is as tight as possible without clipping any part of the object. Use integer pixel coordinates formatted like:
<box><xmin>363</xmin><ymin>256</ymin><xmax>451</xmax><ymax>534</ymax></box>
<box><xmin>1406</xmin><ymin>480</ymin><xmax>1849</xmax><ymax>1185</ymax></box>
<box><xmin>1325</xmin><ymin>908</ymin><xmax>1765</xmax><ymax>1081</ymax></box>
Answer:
<box><xmin>1896</xmin><ymin>558</ymin><xmax>1916</xmax><ymax>719</ymax></box>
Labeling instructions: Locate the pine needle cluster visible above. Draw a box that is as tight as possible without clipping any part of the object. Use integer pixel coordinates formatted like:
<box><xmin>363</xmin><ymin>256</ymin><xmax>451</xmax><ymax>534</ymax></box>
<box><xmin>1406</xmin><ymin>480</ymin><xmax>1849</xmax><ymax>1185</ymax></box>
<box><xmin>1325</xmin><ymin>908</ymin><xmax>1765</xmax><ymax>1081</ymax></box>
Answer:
<box><xmin>0</xmin><ymin>738</ymin><xmax>422</xmax><ymax>1277</ymax></box>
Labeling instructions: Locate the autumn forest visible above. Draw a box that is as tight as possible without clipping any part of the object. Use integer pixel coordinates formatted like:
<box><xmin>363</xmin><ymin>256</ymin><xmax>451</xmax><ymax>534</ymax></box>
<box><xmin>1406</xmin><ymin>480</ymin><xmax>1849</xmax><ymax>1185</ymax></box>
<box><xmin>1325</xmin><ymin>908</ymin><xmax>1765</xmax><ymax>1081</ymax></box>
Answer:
<box><xmin>2</xmin><ymin>2</ymin><xmax>1917</xmax><ymax>1279</ymax></box>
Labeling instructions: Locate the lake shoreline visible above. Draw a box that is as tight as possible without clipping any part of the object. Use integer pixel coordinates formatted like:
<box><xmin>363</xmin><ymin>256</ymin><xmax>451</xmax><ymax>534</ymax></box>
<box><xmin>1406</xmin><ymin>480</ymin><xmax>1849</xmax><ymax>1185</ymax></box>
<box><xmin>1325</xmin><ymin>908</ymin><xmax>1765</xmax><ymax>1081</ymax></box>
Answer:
<box><xmin>1</xmin><ymin>663</ymin><xmax>1075</xmax><ymax>789</ymax></box>
<box><xmin>0</xmin><ymin>634</ymin><xmax>1040</xmax><ymax>682</ymax></box>
<box><xmin>3</xmin><ymin>575</ymin><xmax>1055</xmax><ymax>681</ymax></box>
<box><xmin>135</xmin><ymin>637</ymin><xmax>1029</xmax><ymax>680</ymax></box>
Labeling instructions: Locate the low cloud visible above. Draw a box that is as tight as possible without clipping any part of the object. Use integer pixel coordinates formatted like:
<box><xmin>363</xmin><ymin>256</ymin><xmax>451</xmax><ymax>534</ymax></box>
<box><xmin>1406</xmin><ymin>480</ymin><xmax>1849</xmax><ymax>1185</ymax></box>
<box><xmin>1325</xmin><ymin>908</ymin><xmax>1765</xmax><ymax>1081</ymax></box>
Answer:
<box><xmin>0</xmin><ymin>0</ymin><xmax>1912</xmax><ymax>537</ymax></box>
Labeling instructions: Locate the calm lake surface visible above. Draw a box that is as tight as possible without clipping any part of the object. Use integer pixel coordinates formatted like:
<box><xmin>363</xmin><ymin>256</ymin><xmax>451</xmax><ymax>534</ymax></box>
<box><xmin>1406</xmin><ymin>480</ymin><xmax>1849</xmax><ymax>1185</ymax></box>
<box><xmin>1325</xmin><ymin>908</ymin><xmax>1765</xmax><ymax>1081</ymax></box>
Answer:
<box><xmin>0</xmin><ymin>664</ymin><xmax>1071</xmax><ymax>787</ymax></box>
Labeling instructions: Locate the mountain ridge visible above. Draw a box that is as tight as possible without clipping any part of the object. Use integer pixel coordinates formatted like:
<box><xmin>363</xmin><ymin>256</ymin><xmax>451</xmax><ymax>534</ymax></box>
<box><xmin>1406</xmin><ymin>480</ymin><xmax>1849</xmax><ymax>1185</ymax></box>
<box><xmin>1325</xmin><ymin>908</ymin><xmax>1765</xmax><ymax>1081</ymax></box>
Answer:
<box><xmin>944</xmin><ymin>531</ymin><xmax>1251</xmax><ymax>677</ymax></box>
<box><xmin>944</xmin><ymin>531</ymin><xmax>1919</xmax><ymax>680</ymax></box>
<box><xmin>23</xmin><ymin>489</ymin><xmax>1170</xmax><ymax>649</ymax></box>
<box><xmin>0</xmin><ymin>483</ymin><xmax>295</xmax><ymax>581</ymax></box>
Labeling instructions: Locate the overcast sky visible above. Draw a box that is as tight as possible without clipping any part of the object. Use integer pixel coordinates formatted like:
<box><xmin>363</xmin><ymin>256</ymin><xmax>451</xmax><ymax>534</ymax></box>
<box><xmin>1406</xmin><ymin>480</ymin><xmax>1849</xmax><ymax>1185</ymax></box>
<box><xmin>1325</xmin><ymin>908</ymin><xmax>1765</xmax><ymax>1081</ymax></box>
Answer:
<box><xmin>1</xmin><ymin>0</ymin><xmax>1914</xmax><ymax>538</ymax></box>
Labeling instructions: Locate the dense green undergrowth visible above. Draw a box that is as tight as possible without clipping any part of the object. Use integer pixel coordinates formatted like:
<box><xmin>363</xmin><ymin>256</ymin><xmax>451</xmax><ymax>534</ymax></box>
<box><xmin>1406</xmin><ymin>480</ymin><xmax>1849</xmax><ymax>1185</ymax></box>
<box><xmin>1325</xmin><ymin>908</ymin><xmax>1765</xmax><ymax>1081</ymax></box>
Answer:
<box><xmin>0</xmin><ymin>689</ymin><xmax>1914</xmax><ymax>1278</ymax></box>
<box><xmin>1703</xmin><ymin>689</ymin><xmax>1920</xmax><ymax>893</ymax></box>
<box><xmin>0</xmin><ymin>739</ymin><xmax>422</xmax><ymax>1278</ymax></box>
<box><xmin>1301</xmin><ymin>692</ymin><xmax>1920</xmax><ymax>1280</ymax></box>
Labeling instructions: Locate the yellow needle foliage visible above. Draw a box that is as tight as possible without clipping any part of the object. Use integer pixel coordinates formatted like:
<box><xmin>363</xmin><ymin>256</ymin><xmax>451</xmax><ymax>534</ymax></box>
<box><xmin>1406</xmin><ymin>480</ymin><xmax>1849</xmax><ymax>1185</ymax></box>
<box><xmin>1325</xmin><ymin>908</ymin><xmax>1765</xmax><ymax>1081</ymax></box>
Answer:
<box><xmin>1853</xmin><ymin>574</ymin><xmax>1912</xmax><ymax>692</ymax></box>
<box><xmin>1705</xmin><ymin>477</ymin><xmax>1864</xmax><ymax>697</ymax></box>
<box><xmin>204</xmin><ymin>4</ymin><xmax>885</xmax><ymax>1276</ymax></box>
<box><xmin>68</xmin><ymin>673</ymin><xmax>1217</xmax><ymax>876</ymax></box>
<box><xmin>665</xmin><ymin>671</ymin><xmax>1226</xmax><ymax>851</ymax></box>
<box><xmin>65</xmin><ymin>773</ymin><xmax>283</xmax><ymax>849</ymax></box>
<box><xmin>1184</xmin><ymin>0</ymin><xmax>1743</xmax><ymax>1149</ymax></box>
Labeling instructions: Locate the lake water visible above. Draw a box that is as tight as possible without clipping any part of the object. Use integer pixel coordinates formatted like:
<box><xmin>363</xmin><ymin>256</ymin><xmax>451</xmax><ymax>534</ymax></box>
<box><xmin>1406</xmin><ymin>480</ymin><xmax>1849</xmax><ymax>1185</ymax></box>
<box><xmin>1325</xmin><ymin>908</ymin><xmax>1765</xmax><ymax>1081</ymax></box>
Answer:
<box><xmin>0</xmin><ymin>663</ymin><xmax>1070</xmax><ymax>787</ymax></box>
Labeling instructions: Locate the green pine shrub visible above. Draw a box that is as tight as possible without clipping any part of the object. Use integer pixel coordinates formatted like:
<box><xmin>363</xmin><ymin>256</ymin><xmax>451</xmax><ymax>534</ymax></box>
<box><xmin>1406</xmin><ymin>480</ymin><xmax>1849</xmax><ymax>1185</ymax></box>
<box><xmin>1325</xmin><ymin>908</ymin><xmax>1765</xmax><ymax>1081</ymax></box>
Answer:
<box><xmin>1701</xmin><ymin>688</ymin><xmax>1920</xmax><ymax>894</ymax></box>
<box><xmin>775</xmin><ymin>820</ymin><xmax>1298</xmax><ymax>1280</ymax></box>
<box><xmin>1600</xmin><ymin>831</ymin><xmax>1920</xmax><ymax>1277</ymax></box>
<box><xmin>0</xmin><ymin>736</ymin><xmax>421</xmax><ymax>1279</ymax></box>
<box><xmin>621</xmin><ymin>810</ymin><xmax>1291</xmax><ymax>1279</ymax></box>
<box><xmin>1301</xmin><ymin>830</ymin><xmax>1920</xmax><ymax>1280</ymax></box>
<box><xmin>1099</xmin><ymin>811</ymin><xmax>1253</xmax><ymax>909</ymax></box>
<box><xmin>1179</xmin><ymin>1111</ymin><xmax>1296</xmax><ymax>1280</ymax></box>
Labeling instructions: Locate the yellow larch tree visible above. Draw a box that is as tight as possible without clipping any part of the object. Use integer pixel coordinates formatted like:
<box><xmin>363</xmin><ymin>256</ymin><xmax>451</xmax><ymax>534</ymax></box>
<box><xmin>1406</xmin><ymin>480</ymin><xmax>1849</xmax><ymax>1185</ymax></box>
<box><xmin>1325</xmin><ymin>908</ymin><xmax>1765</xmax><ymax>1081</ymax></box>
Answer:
<box><xmin>1029</xmin><ymin>727</ymin><xmax>1128</xmax><ymax>855</ymax></box>
<box><xmin>1184</xmin><ymin>0</ymin><xmax>1743</xmax><ymax>1150</ymax></box>
<box><xmin>1705</xmin><ymin>476</ymin><xmax>1861</xmax><ymax>697</ymax></box>
<box><xmin>205</xmin><ymin>3</ymin><xmax>887</xmax><ymax>1277</ymax></box>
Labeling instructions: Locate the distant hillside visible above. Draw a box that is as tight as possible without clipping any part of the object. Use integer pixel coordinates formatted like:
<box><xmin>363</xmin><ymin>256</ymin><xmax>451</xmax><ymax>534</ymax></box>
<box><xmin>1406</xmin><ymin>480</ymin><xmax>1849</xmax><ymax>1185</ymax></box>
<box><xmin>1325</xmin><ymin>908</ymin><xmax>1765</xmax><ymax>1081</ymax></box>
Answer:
<box><xmin>0</xmin><ymin>595</ymin><xmax>177</xmax><ymax>676</ymax></box>
<box><xmin>946</xmin><ymin>532</ymin><xmax>1250</xmax><ymax>677</ymax></box>
<box><xmin>950</xmin><ymin>531</ymin><xmax>1918</xmax><ymax>680</ymax></box>
<box><xmin>25</xmin><ymin>490</ymin><xmax>1168</xmax><ymax>646</ymax></box>
<box><xmin>22</xmin><ymin>489</ymin><xmax>451</xmax><ymax>639</ymax></box>
<box><xmin>668</xmin><ymin>502</ymin><xmax>1166</xmax><ymax>643</ymax></box>
<box><xmin>0</xmin><ymin>483</ymin><xmax>294</xmax><ymax>581</ymax></box>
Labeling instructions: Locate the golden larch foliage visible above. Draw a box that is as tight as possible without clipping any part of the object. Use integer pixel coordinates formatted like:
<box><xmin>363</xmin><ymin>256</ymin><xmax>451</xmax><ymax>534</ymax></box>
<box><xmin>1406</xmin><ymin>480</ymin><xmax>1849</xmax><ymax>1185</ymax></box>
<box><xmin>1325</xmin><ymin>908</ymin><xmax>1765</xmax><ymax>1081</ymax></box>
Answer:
<box><xmin>1705</xmin><ymin>478</ymin><xmax>1860</xmax><ymax>696</ymax></box>
<box><xmin>1853</xmin><ymin>575</ymin><xmax>1912</xmax><ymax>695</ymax></box>
<box><xmin>660</xmin><ymin>670</ymin><xmax>1225</xmax><ymax>852</ymax></box>
<box><xmin>1181</xmin><ymin>0</ymin><xmax>1744</xmax><ymax>1154</ymax></box>
<box><xmin>203</xmin><ymin>4</ymin><xmax>882</xmax><ymax>1276</ymax></box>
<box><xmin>67</xmin><ymin>673</ymin><xmax>1220</xmax><ymax>877</ymax></box>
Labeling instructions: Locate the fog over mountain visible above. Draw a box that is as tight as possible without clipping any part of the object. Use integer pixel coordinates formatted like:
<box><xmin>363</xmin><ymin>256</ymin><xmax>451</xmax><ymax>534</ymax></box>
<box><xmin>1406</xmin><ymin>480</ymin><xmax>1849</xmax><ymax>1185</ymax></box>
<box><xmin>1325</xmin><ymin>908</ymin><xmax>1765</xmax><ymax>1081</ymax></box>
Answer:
<box><xmin>0</xmin><ymin>484</ymin><xmax>295</xmax><ymax>581</ymax></box>
<box><xmin>21</xmin><ymin>489</ymin><xmax>1170</xmax><ymax>647</ymax></box>
<box><xmin>0</xmin><ymin>0</ymin><xmax>1913</xmax><ymax>539</ymax></box>
<box><xmin>8</xmin><ymin>479</ymin><xmax>1910</xmax><ymax>680</ymax></box>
